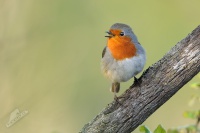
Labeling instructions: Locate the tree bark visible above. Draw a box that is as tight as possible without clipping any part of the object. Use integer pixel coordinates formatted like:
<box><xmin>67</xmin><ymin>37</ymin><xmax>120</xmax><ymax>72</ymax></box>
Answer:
<box><xmin>80</xmin><ymin>25</ymin><xmax>200</xmax><ymax>133</ymax></box>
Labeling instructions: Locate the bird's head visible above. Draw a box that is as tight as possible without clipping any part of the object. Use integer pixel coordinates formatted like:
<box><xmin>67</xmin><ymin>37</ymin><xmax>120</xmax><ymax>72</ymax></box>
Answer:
<box><xmin>105</xmin><ymin>23</ymin><xmax>138</xmax><ymax>44</ymax></box>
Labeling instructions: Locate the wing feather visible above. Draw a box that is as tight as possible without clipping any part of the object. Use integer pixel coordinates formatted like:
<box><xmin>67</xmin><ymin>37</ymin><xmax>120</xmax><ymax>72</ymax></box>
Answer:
<box><xmin>102</xmin><ymin>46</ymin><xmax>107</xmax><ymax>58</ymax></box>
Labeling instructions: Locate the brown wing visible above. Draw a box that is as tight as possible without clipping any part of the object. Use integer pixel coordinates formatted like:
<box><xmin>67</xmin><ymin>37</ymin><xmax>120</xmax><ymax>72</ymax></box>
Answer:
<box><xmin>102</xmin><ymin>46</ymin><xmax>107</xmax><ymax>58</ymax></box>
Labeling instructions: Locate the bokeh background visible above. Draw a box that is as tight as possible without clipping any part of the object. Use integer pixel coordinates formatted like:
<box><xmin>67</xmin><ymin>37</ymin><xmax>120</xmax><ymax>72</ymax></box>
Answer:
<box><xmin>0</xmin><ymin>0</ymin><xmax>199</xmax><ymax>133</ymax></box>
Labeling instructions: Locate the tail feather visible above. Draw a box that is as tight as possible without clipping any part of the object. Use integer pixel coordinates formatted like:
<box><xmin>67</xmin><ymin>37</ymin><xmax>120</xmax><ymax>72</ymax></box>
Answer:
<box><xmin>111</xmin><ymin>82</ymin><xmax>120</xmax><ymax>93</ymax></box>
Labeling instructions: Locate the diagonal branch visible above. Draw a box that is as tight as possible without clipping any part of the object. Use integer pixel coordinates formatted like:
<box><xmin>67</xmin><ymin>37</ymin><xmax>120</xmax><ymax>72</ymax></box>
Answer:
<box><xmin>80</xmin><ymin>25</ymin><xmax>200</xmax><ymax>133</ymax></box>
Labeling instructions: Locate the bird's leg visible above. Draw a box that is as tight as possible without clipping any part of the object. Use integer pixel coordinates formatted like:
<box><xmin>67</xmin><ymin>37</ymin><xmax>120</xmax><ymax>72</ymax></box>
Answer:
<box><xmin>112</xmin><ymin>82</ymin><xmax>120</xmax><ymax>93</ymax></box>
<box><xmin>134</xmin><ymin>76</ymin><xmax>140</xmax><ymax>86</ymax></box>
<box><xmin>134</xmin><ymin>76</ymin><xmax>142</xmax><ymax>96</ymax></box>
<box><xmin>112</xmin><ymin>83</ymin><xmax>120</xmax><ymax>103</ymax></box>
<box><xmin>114</xmin><ymin>92</ymin><xmax>118</xmax><ymax>101</ymax></box>
<box><xmin>128</xmin><ymin>77</ymin><xmax>142</xmax><ymax>96</ymax></box>
<box><xmin>129</xmin><ymin>76</ymin><xmax>140</xmax><ymax>89</ymax></box>
<box><xmin>111</xmin><ymin>83</ymin><xmax>125</xmax><ymax>105</ymax></box>
<box><xmin>114</xmin><ymin>92</ymin><xmax>123</xmax><ymax>105</ymax></box>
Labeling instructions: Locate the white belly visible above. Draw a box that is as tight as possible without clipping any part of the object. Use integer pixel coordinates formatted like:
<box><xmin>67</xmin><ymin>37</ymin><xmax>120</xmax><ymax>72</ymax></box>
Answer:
<box><xmin>101</xmin><ymin>48</ymin><xmax>146</xmax><ymax>83</ymax></box>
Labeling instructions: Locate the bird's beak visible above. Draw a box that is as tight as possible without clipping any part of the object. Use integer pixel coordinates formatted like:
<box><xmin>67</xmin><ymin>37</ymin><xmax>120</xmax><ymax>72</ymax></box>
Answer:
<box><xmin>105</xmin><ymin>31</ymin><xmax>114</xmax><ymax>38</ymax></box>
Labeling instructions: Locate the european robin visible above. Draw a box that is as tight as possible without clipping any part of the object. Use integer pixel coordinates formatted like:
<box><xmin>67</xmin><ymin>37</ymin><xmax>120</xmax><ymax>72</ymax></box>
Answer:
<box><xmin>101</xmin><ymin>23</ymin><xmax>146</xmax><ymax>99</ymax></box>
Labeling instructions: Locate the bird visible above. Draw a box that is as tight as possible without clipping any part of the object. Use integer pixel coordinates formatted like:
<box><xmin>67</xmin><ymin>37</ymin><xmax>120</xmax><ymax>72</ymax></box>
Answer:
<box><xmin>101</xmin><ymin>23</ymin><xmax>146</xmax><ymax>100</ymax></box>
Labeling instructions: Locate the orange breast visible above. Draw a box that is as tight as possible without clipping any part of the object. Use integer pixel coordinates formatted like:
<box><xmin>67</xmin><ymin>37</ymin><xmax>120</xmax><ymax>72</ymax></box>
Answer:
<box><xmin>107</xmin><ymin>36</ymin><xmax>137</xmax><ymax>60</ymax></box>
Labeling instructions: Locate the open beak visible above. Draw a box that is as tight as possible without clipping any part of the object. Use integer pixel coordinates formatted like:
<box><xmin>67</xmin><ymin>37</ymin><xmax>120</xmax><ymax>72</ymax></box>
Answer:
<box><xmin>105</xmin><ymin>31</ymin><xmax>114</xmax><ymax>38</ymax></box>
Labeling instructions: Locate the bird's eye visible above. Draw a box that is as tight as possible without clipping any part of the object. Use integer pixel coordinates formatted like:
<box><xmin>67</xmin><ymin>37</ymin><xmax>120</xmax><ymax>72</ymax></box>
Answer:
<box><xmin>120</xmin><ymin>32</ymin><xmax>124</xmax><ymax>36</ymax></box>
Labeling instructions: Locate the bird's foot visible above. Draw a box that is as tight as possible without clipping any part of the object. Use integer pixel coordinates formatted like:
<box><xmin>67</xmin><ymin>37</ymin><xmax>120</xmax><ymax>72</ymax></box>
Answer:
<box><xmin>134</xmin><ymin>76</ymin><xmax>141</xmax><ymax>86</ymax></box>
<box><xmin>114</xmin><ymin>94</ymin><xmax>126</xmax><ymax>106</ymax></box>
<box><xmin>129</xmin><ymin>77</ymin><xmax>140</xmax><ymax>89</ymax></box>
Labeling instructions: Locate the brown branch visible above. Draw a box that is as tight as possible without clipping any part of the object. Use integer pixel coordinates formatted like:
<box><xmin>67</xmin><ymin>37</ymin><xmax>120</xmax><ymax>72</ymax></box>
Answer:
<box><xmin>80</xmin><ymin>25</ymin><xmax>200</xmax><ymax>133</ymax></box>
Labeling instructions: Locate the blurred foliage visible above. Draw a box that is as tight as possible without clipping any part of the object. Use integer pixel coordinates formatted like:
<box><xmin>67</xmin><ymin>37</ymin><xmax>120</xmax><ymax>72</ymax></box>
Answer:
<box><xmin>140</xmin><ymin>125</ymin><xmax>166</xmax><ymax>133</ymax></box>
<box><xmin>191</xmin><ymin>83</ymin><xmax>200</xmax><ymax>89</ymax></box>
<box><xmin>154</xmin><ymin>125</ymin><xmax>166</xmax><ymax>133</ymax></box>
<box><xmin>183</xmin><ymin>111</ymin><xmax>200</xmax><ymax>119</ymax></box>
<box><xmin>188</xmin><ymin>81</ymin><xmax>200</xmax><ymax>106</ymax></box>
<box><xmin>140</xmin><ymin>125</ymin><xmax>152</xmax><ymax>133</ymax></box>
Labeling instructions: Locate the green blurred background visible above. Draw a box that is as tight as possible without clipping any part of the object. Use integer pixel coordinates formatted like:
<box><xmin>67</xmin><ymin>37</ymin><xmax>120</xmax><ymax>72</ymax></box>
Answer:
<box><xmin>0</xmin><ymin>0</ymin><xmax>199</xmax><ymax>133</ymax></box>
